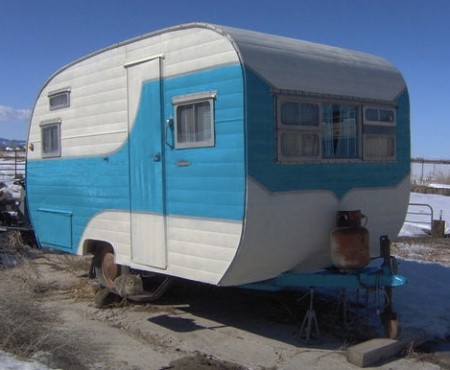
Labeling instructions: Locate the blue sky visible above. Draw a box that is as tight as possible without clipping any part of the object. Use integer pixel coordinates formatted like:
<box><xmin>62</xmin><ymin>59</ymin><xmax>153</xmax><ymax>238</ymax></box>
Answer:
<box><xmin>0</xmin><ymin>0</ymin><xmax>449</xmax><ymax>158</ymax></box>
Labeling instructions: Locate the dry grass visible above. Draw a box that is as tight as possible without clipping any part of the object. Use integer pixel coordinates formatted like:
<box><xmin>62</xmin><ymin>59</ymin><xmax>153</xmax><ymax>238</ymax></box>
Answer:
<box><xmin>0</xmin><ymin>230</ymin><xmax>31</xmax><ymax>254</ymax></box>
<box><xmin>0</xmin><ymin>261</ymin><xmax>91</xmax><ymax>368</ymax></box>
<box><xmin>68</xmin><ymin>278</ymin><xmax>96</xmax><ymax>301</ymax></box>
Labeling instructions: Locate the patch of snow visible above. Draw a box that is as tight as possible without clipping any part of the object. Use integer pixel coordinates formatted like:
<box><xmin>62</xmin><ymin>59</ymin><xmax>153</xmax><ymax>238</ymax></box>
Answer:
<box><xmin>401</xmin><ymin>192</ymin><xmax>450</xmax><ymax>236</ymax></box>
<box><xmin>396</xmin><ymin>259</ymin><xmax>450</xmax><ymax>338</ymax></box>
<box><xmin>429</xmin><ymin>183</ymin><xmax>450</xmax><ymax>189</ymax></box>
<box><xmin>399</xmin><ymin>223</ymin><xmax>428</xmax><ymax>237</ymax></box>
<box><xmin>0</xmin><ymin>351</ymin><xmax>50</xmax><ymax>370</ymax></box>
<box><xmin>394</xmin><ymin>192</ymin><xmax>450</xmax><ymax>338</ymax></box>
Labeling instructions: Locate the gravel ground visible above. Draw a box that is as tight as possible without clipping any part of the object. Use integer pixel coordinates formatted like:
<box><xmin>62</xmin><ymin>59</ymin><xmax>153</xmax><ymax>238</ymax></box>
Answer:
<box><xmin>1</xmin><ymin>230</ymin><xmax>448</xmax><ymax>369</ymax></box>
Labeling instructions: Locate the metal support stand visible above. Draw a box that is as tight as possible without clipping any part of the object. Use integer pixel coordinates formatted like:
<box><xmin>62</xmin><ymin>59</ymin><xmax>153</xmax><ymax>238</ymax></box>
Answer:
<box><xmin>299</xmin><ymin>288</ymin><xmax>320</xmax><ymax>341</ymax></box>
<box><xmin>380</xmin><ymin>235</ymin><xmax>400</xmax><ymax>338</ymax></box>
<box><xmin>335</xmin><ymin>288</ymin><xmax>352</xmax><ymax>328</ymax></box>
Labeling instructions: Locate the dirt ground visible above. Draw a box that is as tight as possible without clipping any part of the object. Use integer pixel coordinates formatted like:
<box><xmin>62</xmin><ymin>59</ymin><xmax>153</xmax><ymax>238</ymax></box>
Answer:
<box><xmin>1</xmin><ymin>233</ymin><xmax>448</xmax><ymax>370</ymax></box>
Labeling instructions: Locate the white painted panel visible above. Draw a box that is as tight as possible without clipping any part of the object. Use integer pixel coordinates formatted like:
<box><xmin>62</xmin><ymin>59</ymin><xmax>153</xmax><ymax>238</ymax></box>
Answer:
<box><xmin>28</xmin><ymin>25</ymin><xmax>240</xmax><ymax>161</ymax></box>
<box><xmin>166</xmin><ymin>216</ymin><xmax>243</xmax><ymax>284</ymax></box>
<box><xmin>220</xmin><ymin>176</ymin><xmax>410</xmax><ymax>286</ymax></box>
<box><xmin>78</xmin><ymin>211</ymin><xmax>242</xmax><ymax>285</ymax></box>
<box><xmin>77</xmin><ymin>211</ymin><xmax>131</xmax><ymax>263</ymax></box>
<box><xmin>28</xmin><ymin>46</ymin><xmax>128</xmax><ymax>159</ymax></box>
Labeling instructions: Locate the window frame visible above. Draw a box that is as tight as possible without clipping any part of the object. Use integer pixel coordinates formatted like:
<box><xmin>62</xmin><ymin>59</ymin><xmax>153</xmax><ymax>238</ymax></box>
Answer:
<box><xmin>321</xmin><ymin>102</ymin><xmax>360</xmax><ymax>160</ymax></box>
<box><xmin>363</xmin><ymin>107</ymin><xmax>396</xmax><ymax>126</ymax></box>
<box><xmin>362</xmin><ymin>106</ymin><xmax>397</xmax><ymax>161</ymax></box>
<box><xmin>48</xmin><ymin>87</ymin><xmax>71</xmax><ymax>111</ymax></box>
<box><xmin>276</xmin><ymin>97</ymin><xmax>361</xmax><ymax>163</ymax></box>
<box><xmin>172</xmin><ymin>91</ymin><xmax>216</xmax><ymax>149</ymax></box>
<box><xmin>363</xmin><ymin>134</ymin><xmax>396</xmax><ymax>161</ymax></box>
<box><xmin>40</xmin><ymin>119</ymin><xmax>62</xmax><ymax>158</ymax></box>
<box><xmin>276</xmin><ymin>98</ymin><xmax>322</xmax><ymax>162</ymax></box>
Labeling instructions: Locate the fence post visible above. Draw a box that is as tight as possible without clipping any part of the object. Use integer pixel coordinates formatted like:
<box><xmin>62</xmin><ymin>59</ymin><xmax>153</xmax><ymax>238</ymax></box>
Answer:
<box><xmin>14</xmin><ymin>149</ymin><xmax>18</xmax><ymax>178</ymax></box>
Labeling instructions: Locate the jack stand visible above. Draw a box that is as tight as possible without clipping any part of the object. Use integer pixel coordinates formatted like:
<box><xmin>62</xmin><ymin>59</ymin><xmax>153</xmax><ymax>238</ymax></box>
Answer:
<box><xmin>335</xmin><ymin>288</ymin><xmax>352</xmax><ymax>328</ymax></box>
<box><xmin>380</xmin><ymin>235</ymin><xmax>401</xmax><ymax>339</ymax></box>
<box><xmin>299</xmin><ymin>288</ymin><xmax>320</xmax><ymax>341</ymax></box>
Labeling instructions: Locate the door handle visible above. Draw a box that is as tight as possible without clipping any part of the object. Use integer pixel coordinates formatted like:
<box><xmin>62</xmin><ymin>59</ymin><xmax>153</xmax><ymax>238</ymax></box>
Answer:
<box><xmin>153</xmin><ymin>152</ymin><xmax>161</xmax><ymax>162</ymax></box>
<box><xmin>165</xmin><ymin>117</ymin><xmax>174</xmax><ymax>149</ymax></box>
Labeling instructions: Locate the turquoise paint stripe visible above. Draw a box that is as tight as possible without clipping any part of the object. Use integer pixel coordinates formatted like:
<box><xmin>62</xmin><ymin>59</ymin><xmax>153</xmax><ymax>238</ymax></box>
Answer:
<box><xmin>163</xmin><ymin>65</ymin><xmax>246</xmax><ymax>220</ymax></box>
<box><xmin>27</xmin><ymin>64</ymin><xmax>246</xmax><ymax>253</ymax></box>
<box><xmin>245</xmin><ymin>68</ymin><xmax>410</xmax><ymax>198</ymax></box>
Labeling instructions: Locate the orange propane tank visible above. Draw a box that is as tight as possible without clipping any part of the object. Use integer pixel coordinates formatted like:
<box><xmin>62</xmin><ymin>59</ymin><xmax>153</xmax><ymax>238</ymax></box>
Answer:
<box><xmin>331</xmin><ymin>210</ymin><xmax>370</xmax><ymax>271</ymax></box>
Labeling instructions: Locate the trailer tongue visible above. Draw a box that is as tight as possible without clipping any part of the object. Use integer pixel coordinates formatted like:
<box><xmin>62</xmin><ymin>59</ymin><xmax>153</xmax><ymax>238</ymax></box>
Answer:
<box><xmin>244</xmin><ymin>236</ymin><xmax>406</xmax><ymax>340</ymax></box>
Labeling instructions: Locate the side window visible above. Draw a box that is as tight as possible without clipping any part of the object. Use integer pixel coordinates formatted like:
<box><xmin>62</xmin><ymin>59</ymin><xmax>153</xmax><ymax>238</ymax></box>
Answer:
<box><xmin>363</xmin><ymin>107</ymin><xmax>396</xmax><ymax>160</ymax></box>
<box><xmin>277</xmin><ymin>100</ymin><xmax>321</xmax><ymax>161</ymax></box>
<box><xmin>48</xmin><ymin>87</ymin><xmax>71</xmax><ymax>111</ymax></box>
<box><xmin>173</xmin><ymin>92</ymin><xmax>216</xmax><ymax>149</ymax></box>
<box><xmin>40</xmin><ymin>120</ymin><xmax>61</xmax><ymax>158</ymax></box>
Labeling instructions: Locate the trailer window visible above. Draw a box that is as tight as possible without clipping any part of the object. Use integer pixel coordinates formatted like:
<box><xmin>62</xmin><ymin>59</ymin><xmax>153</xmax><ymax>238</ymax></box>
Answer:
<box><xmin>277</xmin><ymin>100</ymin><xmax>321</xmax><ymax>161</ymax></box>
<box><xmin>322</xmin><ymin>104</ymin><xmax>358</xmax><ymax>159</ymax></box>
<box><xmin>40</xmin><ymin>121</ymin><xmax>61</xmax><ymax>158</ymax></box>
<box><xmin>363</xmin><ymin>107</ymin><xmax>396</xmax><ymax>160</ymax></box>
<box><xmin>173</xmin><ymin>92</ymin><xmax>215</xmax><ymax>149</ymax></box>
<box><xmin>48</xmin><ymin>87</ymin><xmax>71</xmax><ymax>111</ymax></box>
<box><xmin>277</xmin><ymin>99</ymin><xmax>358</xmax><ymax>161</ymax></box>
<box><xmin>364</xmin><ymin>135</ymin><xmax>395</xmax><ymax>159</ymax></box>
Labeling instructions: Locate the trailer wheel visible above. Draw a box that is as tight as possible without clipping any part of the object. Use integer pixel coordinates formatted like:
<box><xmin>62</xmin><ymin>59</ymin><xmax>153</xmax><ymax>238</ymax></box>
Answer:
<box><xmin>94</xmin><ymin>246</ymin><xmax>120</xmax><ymax>289</ymax></box>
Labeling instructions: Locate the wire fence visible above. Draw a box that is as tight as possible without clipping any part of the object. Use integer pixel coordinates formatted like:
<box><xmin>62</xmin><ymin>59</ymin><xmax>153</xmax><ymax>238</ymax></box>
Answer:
<box><xmin>0</xmin><ymin>149</ymin><xmax>26</xmax><ymax>180</ymax></box>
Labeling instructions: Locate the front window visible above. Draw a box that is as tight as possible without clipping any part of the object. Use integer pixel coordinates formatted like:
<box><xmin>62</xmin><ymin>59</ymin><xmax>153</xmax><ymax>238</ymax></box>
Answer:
<box><xmin>277</xmin><ymin>100</ymin><xmax>321</xmax><ymax>161</ymax></box>
<box><xmin>322</xmin><ymin>104</ymin><xmax>358</xmax><ymax>159</ymax></box>
<box><xmin>277</xmin><ymin>97</ymin><xmax>396</xmax><ymax>162</ymax></box>
<box><xmin>277</xmin><ymin>98</ymin><xmax>358</xmax><ymax>161</ymax></box>
<box><xmin>363</xmin><ymin>107</ymin><xmax>396</xmax><ymax>160</ymax></box>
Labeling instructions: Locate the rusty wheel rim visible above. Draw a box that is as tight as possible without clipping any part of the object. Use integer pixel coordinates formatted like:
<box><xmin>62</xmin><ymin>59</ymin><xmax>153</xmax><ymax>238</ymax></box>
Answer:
<box><xmin>100</xmin><ymin>252</ymin><xmax>119</xmax><ymax>288</ymax></box>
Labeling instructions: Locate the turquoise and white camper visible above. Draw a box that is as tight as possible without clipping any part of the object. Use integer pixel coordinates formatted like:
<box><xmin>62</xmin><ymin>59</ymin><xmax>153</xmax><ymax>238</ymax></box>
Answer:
<box><xmin>26</xmin><ymin>23</ymin><xmax>410</xmax><ymax>291</ymax></box>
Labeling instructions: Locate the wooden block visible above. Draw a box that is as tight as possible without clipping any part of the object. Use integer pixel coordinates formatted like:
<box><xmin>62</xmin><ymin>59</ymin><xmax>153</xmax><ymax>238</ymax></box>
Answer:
<box><xmin>346</xmin><ymin>330</ymin><xmax>427</xmax><ymax>367</ymax></box>
<box><xmin>347</xmin><ymin>338</ymin><xmax>399</xmax><ymax>367</ymax></box>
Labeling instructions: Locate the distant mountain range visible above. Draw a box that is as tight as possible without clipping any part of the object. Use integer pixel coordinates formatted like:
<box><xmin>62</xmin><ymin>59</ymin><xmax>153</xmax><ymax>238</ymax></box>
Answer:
<box><xmin>0</xmin><ymin>138</ymin><xmax>27</xmax><ymax>149</ymax></box>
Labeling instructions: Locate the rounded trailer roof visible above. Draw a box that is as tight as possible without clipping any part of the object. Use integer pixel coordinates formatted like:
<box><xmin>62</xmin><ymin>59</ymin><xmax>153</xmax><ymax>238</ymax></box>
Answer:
<box><xmin>40</xmin><ymin>22</ymin><xmax>406</xmax><ymax>105</ymax></box>
<box><xmin>212</xmin><ymin>23</ymin><xmax>406</xmax><ymax>103</ymax></box>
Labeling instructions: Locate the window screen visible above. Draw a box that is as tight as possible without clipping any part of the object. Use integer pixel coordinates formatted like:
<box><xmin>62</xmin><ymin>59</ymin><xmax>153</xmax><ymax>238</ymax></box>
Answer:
<box><xmin>364</xmin><ymin>135</ymin><xmax>395</xmax><ymax>159</ymax></box>
<box><xmin>322</xmin><ymin>104</ymin><xmax>358</xmax><ymax>159</ymax></box>
<box><xmin>277</xmin><ymin>100</ymin><xmax>321</xmax><ymax>161</ymax></box>
<box><xmin>363</xmin><ymin>106</ymin><xmax>396</xmax><ymax>160</ymax></box>
<box><xmin>279</xmin><ymin>132</ymin><xmax>320</xmax><ymax>158</ymax></box>
<box><xmin>174</xmin><ymin>98</ymin><xmax>214</xmax><ymax>149</ymax></box>
<box><xmin>48</xmin><ymin>88</ymin><xmax>70</xmax><ymax>111</ymax></box>
<box><xmin>41</xmin><ymin>122</ymin><xmax>61</xmax><ymax>158</ymax></box>
<box><xmin>280</xmin><ymin>102</ymin><xmax>319</xmax><ymax>126</ymax></box>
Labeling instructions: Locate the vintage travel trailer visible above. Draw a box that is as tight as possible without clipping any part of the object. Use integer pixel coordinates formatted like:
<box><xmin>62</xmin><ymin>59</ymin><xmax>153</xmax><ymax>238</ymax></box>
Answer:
<box><xmin>26</xmin><ymin>23</ymin><xmax>410</xmax><ymax>292</ymax></box>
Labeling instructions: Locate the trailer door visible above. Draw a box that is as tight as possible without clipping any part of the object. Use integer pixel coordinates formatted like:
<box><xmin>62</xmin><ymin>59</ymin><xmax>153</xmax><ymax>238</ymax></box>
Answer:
<box><xmin>126</xmin><ymin>57</ymin><xmax>167</xmax><ymax>269</ymax></box>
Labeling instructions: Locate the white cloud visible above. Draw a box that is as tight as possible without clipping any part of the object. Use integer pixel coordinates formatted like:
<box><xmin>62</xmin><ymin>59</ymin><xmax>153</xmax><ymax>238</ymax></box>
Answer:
<box><xmin>0</xmin><ymin>105</ymin><xmax>31</xmax><ymax>122</ymax></box>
